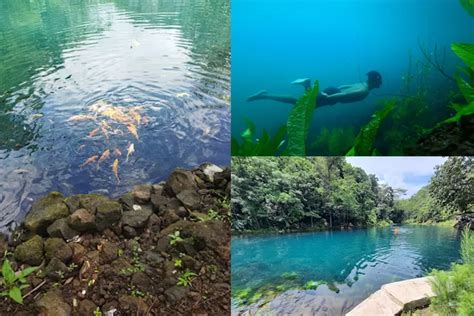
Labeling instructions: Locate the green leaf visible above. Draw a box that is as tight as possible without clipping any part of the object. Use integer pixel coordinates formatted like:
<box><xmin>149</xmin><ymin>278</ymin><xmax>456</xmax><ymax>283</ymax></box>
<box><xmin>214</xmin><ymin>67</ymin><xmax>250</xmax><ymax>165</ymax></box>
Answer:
<box><xmin>9</xmin><ymin>287</ymin><xmax>22</xmax><ymax>304</ymax></box>
<box><xmin>2</xmin><ymin>258</ymin><xmax>16</xmax><ymax>285</ymax></box>
<box><xmin>346</xmin><ymin>99</ymin><xmax>397</xmax><ymax>156</ymax></box>
<box><xmin>286</xmin><ymin>81</ymin><xmax>319</xmax><ymax>156</ymax></box>
<box><xmin>455</xmin><ymin>74</ymin><xmax>474</xmax><ymax>103</ymax></box>
<box><xmin>20</xmin><ymin>266</ymin><xmax>38</xmax><ymax>279</ymax></box>
<box><xmin>442</xmin><ymin>101</ymin><xmax>474</xmax><ymax>124</ymax></box>
<box><xmin>460</xmin><ymin>0</ymin><xmax>474</xmax><ymax>17</ymax></box>
<box><xmin>452</xmin><ymin>43</ymin><xmax>474</xmax><ymax>70</ymax></box>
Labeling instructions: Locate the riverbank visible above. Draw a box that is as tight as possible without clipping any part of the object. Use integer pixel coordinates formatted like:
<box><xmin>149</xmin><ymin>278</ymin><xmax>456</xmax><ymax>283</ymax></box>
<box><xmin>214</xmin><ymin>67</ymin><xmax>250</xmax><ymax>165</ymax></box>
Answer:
<box><xmin>0</xmin><ymin>163</ymin><xmax>230</xmax><ymax>315</ymax></box>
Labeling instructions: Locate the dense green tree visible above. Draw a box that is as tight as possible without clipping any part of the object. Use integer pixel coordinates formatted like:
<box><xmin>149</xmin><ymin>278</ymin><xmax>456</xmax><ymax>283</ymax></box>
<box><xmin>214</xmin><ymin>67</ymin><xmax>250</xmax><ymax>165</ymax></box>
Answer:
<box><xmin>429</xmin><ymin>157</ymin><xmax>474</xmax><ymax>215</ymax></box>
<box><xmin>231</xmin><ymin>157</ymin><xmax>398</xmax><ymax>232</ymax></box>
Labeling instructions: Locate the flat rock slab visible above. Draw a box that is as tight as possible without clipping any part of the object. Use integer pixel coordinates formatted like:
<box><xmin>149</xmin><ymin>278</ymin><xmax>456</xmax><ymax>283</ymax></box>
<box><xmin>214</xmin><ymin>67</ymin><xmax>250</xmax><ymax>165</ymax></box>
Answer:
<box><xmin>347</xmin><ymin>277</ymin><xmax>434</xmax><ymax>316</ymax></box>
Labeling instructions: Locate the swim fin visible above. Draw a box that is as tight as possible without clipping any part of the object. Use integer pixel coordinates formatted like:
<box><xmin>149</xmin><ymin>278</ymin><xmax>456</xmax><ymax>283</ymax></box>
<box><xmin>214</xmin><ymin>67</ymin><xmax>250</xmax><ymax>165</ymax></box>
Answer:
<box><xmin>291</xmin><ymin>78</ymin><xmax>311</xmax><ymax>90</ymax></box>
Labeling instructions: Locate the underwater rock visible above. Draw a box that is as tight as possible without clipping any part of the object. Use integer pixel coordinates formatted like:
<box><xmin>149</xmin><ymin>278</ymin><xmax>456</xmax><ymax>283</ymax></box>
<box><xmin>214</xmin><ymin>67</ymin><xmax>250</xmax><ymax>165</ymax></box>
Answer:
<box><xmin>166</xmin><ymin>169</ymin><xmax>198</xmax><ymax>196</ymax></box>
<box><xmin>25</xmin><ymin>192</ymin><xmax>69</xmax><ymax>234</ymax></box>
<box><xmin>68</xmin><ymin>208</ymin><xmax>96</xmax><ymax>232</ymax></box>
<box><xmin>36</xmin><ymin>289</ymin><xmax>71</xmax><ymax>316</ymax></box>
<box><xmin>176</xmin><ymin>189</ymin><xmax>201</xmax><ymax>209</ymax></box>
<box><xmin>412</xmin><ymin>114</ymin><xmax>474</xmax><ymax>155</ymax></box>
<box><xmin>95</xmin><ymin>200</ymin><xmax>122</xmax><ymax>231</ymax></box>
<box><xmin>121</xmin><ymin>207</ymin><xmax>152</xmax><ymax>228</ymax></box>
<box><xmin>44</xmin><ymin>237</ymin><xmax>72</xmax><ymax>262</ymax></box>
<box><xmin>14</xmin><ymin>234</ymin><xmax>44</xmax><ymax>265</ymax></box>
<box><xmin>47</xmin><ymin>218</ymin><xmax>79</xmax><ymax>240</ymax></box>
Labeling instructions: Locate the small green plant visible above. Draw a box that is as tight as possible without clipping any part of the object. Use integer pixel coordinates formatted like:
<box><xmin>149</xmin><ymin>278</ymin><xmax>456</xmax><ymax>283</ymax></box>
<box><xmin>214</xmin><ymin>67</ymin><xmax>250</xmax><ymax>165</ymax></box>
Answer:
<box><xmin>281</xmin><ymin>272</ymin><xmax>299</xmax><ymax>280</ymax></box>
<box><xmin>93</xmin><ymin>307</ymin><xmax>102</xmax><ymax>316</ymax></box>
<box><xmin>56</xmin><ymin>270</ymin><xmax>65</xmax><ymax>280</ymax></box>
<box><xmin>177</xmin><ymin>270</ymin><xmax>197</xmax><ymax>287</ymax></box>
<box><xmin>232</xmin><ymin>119</ymin><xmax>287</xmax><ymax>156</ymax></box>
<box><xmin>130</xmin><ymin>286</ymin><xmax>145</xmax><ymax>298</ymax></box>
<box><xmin>174</xmin><ymin>259</ymin><xmax>183</xmax><ymax>268</ymax></box>
<box><xmin>117</xmin><ymin>249</ymin><xmax>124</xmax><ymax>257</ymax></box>
<box><xmin>304</xmin><ymin>280</ymin><xmax>319</xmax><ymax>290</ymax></box>
<box><xmin>169</xmin><ymin>231</ymin><xmax>184</xmax><ymax>246</ymax></box>
<box><xmin>430</xmin><ymin>228</ymin><xmax>474</xmax><ymax>315</ymax></box>
<box><xmin>0</xmin><ymin>257</ymin><xmax>38</xmax><ymax>304</ymax></box>
<box><xmin>67</xmin><ymin>263</ymin><xmax>78</xmax><ymax>272</ymax></box>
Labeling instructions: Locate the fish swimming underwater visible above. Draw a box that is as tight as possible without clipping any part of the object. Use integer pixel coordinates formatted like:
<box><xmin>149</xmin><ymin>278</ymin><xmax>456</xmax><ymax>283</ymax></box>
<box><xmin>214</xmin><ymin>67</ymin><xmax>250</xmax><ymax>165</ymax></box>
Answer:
<box><xmin>113</xmin><ymin>148</ymin><xmax>122</xmax><ymax>157</ymax></box>
<box><xmin>112</xmin><ymin>159</ymin><xmax>120</xmax><ymax>183</ymax></box>
<box><xmin>80</xmin><ymin>155</ymin><xmax>99</xmax><ymax>168</ymax></box>
<box><xmin>88</xmin><ymin>128</ymin><xmax>100</xmax><ymax>138</ymax></box>
<box><xmin>127</xmin><ymin>124</ymin><xmax>139</xmax><ymax>140</ymax></box>
<box><xmin>98</xmin><ymin>149</ymin><xmax>110</xmax><ymax>165</ymax></box>
<box><xmin>67</xmin><ymin>114</ymin><xmax>95</xmax><ymax>122</ymax></box>
<box><xmin>126</xmin><ymin>143</ymin><xmax>135</xmax><ymax>162</ymax></box>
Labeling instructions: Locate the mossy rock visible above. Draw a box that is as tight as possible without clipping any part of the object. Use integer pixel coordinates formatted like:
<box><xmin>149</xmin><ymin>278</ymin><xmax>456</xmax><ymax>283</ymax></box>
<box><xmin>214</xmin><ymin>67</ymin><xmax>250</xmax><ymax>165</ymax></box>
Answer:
<box><xmin>14</xmin><ymin>235</ymin><xmax>44</xmax><ymax>265</ymax></box>
<box><xmin>24</xmin><ymin>192</ymin><xmax>69</xmax><ymax>234</ymax></box>
<box><xmin>95</xmin><ymin>200</ymin><xmax>123</xmax><ymax>231</ymax></box>
<box><xmin>281</xmin><ymin>272</ymin><xmax>299</xmax><ymax>280</ymax></box>
<box><xmin>64</xmin><ymin>194</ymin><xmax>113</xmax><ymax>213</ymax></box>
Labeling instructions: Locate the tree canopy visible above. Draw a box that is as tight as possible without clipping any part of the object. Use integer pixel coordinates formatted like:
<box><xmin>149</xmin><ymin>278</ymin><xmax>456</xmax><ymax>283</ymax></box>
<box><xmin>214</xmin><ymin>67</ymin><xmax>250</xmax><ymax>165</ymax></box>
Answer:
<box><xmin>231</xmin><ymin>157</ymin><xmax>399</xmax><ymax>232</ymax></box>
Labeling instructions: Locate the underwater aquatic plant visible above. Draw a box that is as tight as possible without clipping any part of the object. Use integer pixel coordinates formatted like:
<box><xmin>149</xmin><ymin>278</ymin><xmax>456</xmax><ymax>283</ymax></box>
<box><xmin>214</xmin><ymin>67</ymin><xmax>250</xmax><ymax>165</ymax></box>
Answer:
<box><xmin>231</xmin><ymin>119</ymin><xmax>287</xmax><ymax>156</ymax></box>
<box><xmin>460</xmin><ymin>0</ymin><xmax>474</xmax><ymax>17</ymax></box>
<box><xmin>439</xmin><ymin>43</ymin><xmax>474</xmax><ymax>125</ymax></box>
<box><xmin>346</xmin><ymin>99</ymin><xmax>397</xmax><ymax>156</ymax></box>
<box><xmin>284</xmin><ymin>81</ymin><xmax>319</xmax><ymax>156</ymax></box>
<box><xmin>309</xmin><ymin>127</ymin><xmax>356</xmax><ymax>155</ymax></box>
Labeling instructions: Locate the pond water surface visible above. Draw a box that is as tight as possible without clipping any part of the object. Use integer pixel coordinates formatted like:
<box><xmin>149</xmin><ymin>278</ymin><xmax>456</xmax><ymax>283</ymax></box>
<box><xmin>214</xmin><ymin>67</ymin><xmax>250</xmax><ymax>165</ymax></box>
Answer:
<box><xmin>0</xmin><ymin>0</ymin><xmax>230</xmax><ymax>231</ymax></box>
<box><xmin>232</xmin><ymin>225</ymin><xmax>462</xmax><ymax>314</ymax></box>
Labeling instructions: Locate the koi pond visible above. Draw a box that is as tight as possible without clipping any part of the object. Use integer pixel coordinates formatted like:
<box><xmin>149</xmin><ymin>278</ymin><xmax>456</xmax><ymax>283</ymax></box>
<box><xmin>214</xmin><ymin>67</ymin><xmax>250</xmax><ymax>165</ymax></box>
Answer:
<box><xmin>0</xmin><ymin>0</ymin><xmax>230</xmax><ymax>232</ymax></box>
<box><xmin>231</xmin><ymin>225</ymin><xmax>462</xmax><ymax>315</ymax></box>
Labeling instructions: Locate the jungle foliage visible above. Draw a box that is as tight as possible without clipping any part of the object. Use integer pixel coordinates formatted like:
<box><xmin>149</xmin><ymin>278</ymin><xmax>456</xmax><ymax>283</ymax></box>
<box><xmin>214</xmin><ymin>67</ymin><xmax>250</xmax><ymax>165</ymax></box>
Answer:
<box><xmin>396</xmin><ymin>157</ymin><xmax>473</xmax><ymax>224</ymax></box>
<box><xmin>231</xmin><ymin>157</ymin><xmax>401</xmax><ymax>232</ymax></box>
<box><xmin>430</xmin><ymin>229</ymin><xmax>474</xmax><ymax>316</ymax></box>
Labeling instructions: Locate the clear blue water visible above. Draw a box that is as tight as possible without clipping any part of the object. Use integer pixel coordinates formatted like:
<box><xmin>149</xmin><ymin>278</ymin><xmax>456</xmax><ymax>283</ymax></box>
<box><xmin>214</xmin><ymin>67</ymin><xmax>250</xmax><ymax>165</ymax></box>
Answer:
<box><xmin>232</xmin><ymin>0</ymin><xmax>474</xmax><ymax>151</ymax></box>
<box><xmin>232</xmin><ymin>225</ymin><xmax>462</xmax><ymax>310</ymax></box>
<box><xmin>0</xmin><ymin>0</ymin><xmax>229</xmax><ymax>232</ymax></box>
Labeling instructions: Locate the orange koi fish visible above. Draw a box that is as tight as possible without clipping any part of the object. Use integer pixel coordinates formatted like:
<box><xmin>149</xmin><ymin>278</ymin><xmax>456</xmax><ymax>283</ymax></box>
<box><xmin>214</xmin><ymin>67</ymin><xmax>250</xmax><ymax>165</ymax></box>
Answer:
<box><xmin>112</xmin><ymin>159</ymin><xmax>120</xmax><ymax>183</ymax></box>
<box><xmin>88</xmin><ymin>128</ymin><xmax>100</xmax><ymax>138</ymax></box>
<box><xmin>113</xmin><ymin>148</ymin><xmax>122</xmax><ymax>157</ymax></box>
<box><xmin>80</xmin><ymin>155</ymin><xmax>99</xmax><ymax>168</ymax></box>
<box><xmin>98</xmin><ymin>149</ymin><xmax>110</xmax><ymax>165</ymax></box>
<box><xmin>67</xmin><ymin>114</ymin><xmax>95</xmax><ymax>122</ymax></box>
<box><xmin>130</xmin><ymin>111</ymin><xmax>141</xmax><ymax>125</ymax></box>
<box><xmin>127</xmin><ymin>124</ymin><xmax>139</xmax><ymax>140</ymax></box>
<box><xmin>126</xmin><ymin>143</ymin><xmax>135</xmax><ymax>162</ymax></box>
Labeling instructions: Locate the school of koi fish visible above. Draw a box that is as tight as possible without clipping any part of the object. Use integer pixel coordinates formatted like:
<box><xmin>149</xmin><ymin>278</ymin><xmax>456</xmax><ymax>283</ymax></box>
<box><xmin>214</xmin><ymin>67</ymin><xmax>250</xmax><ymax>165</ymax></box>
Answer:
<box><xmin>68</xmin><ymin>100</ymin><xmax>146</xmax><ymax>183</ymax></box>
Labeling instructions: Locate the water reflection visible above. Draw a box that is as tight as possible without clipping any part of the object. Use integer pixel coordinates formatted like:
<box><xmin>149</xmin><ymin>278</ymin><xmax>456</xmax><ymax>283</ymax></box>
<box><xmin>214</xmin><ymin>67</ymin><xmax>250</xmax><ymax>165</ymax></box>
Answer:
<box><xmin>0</xmin><ymin>0</ymin><xmax>230</xmax><ymax>230</ymax></box>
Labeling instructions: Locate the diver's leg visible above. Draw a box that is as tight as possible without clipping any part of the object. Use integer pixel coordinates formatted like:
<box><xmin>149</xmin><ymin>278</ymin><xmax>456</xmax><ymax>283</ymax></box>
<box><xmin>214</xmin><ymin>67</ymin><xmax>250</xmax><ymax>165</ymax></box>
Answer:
<box><xmin>247</xmin><ymin>91</ymin><xmax>297</xmax><ymax>104</ymax></box>
<box><xmin>291</xmin><ymin>78</ymin><xmax>311</xmax><ymax>91</ymax></box>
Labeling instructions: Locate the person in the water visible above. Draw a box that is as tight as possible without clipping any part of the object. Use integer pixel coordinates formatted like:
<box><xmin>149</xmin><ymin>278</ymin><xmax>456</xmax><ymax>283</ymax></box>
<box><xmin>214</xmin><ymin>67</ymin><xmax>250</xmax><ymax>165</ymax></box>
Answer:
<box><xmin>247</xmin><ymin>71</ymin><xmax>382</xmax><ymax>107</ymax></box>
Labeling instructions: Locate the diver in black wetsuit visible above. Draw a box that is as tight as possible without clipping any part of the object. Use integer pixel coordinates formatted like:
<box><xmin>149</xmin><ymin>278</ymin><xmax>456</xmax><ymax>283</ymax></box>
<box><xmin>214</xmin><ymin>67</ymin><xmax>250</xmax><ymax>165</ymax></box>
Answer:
<box><xmin>247</xmin><ymin>71</ymin><xmax>383</xmax><ymax>107</ymax></box>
